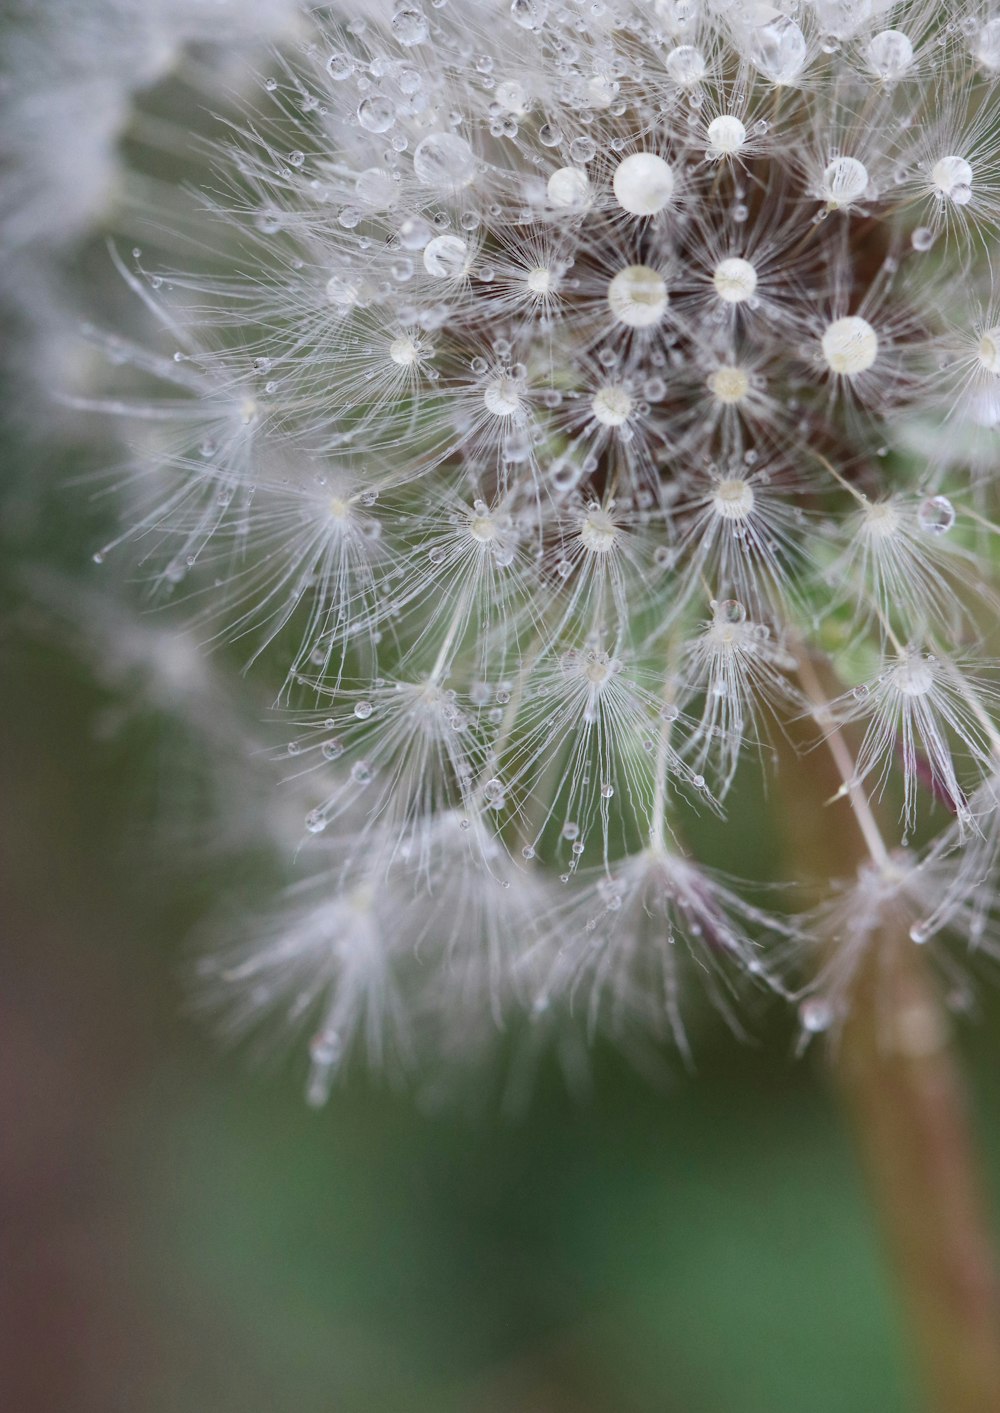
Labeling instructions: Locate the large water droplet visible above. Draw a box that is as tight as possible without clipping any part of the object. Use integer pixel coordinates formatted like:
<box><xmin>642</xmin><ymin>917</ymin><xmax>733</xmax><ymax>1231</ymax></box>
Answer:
<box><xmin>356</xmin><ymin>95</ymin><xmax>395</xmax><ymax>133</ymax></box>
<box><xmin>391</xmin><ymin>7</ymin><xmax>429</xmax><ymax>45</ymax></box>
<box><xmin>510</xmin><ymin>0</ymin><xmax>548</xmax><ymax>29</ymax></box>
<box><xmin>866</xmin><ymin>29</ymin><xmax>913</xmax><ymax>79</ymax></box>
<box><xmin>423</xmin><ymin>234</ymin><xmax>468</xmax><ymax>278</ymax></box>
<box><xmin>917</xmin><ymin>495</ymin><xmax>955</xmax><ymax>536</ymax></box>
<box><xmin>413</xmin><ymin>132</ymin><xmax>477</xmax><ymax>188</ymax></box>
<box><xmin>748</xmin><ymin>17</ymin><xmax>807</xmax><ymax>84</ymax></box>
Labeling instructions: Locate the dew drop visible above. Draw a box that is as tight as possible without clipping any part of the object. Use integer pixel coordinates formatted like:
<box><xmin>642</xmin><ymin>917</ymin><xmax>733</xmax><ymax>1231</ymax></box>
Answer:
<box><xmin>391</xmin><ymin>7</ymin><xmax>429</xmax><ymax>45</ymax></box>
<box><xmin>612</xmin><ymin>152</ymin><xmax>675</xmax><ymax>216</ymax></box>
<box><xmin>716</xmin><ymin>598</ymin><xmax>747</xmax><ymax>624</ymax></box>
<box><xmin>607</xmin><ymin>264</ymin><xmax>668</xmax><ymax>327</ymax></box>
<box><xmin>917</xmin><ymin>495</ymin><xmax>955</xmax><ymax>536</ymax></box>
<box><xmin>821</xmin><ymin>156</ymin><xmax>868</xmax><ymax>207</ymax></box>
<box><xmin>423</xmin><ymin>234</ymin><xmax>468</xmax><ymax>277</ymax></box>
<box><xmin>413</xmin><ymin>132</ymin><xmax>477</xmax><ymax>188</ymax></box>
<box><xmin>821</xmin><ymin>316</ymin><xmax>878</xmax><ymax>376</ymax></box>
<box><xmin>931</xmin><ymin>154</ymin><xmax>973</xmax><ymax>203</ymax></box>
<box><xmin>799</xmin><ymin>998</ymin><xmax>834</xmax><ymax>1033</ymax></box>
<box><xmin>511</xmin><ymin>0</ymin><xmax>548</xmax><ymax>30</ymax></box>
<box><xmin>706</xmin><ymin>114</ymin><xmax>746</xmax><ymax>157</ymax></box>
<box><xmin>748</xmin><ymin>17</ymin><xmax>807</xmax><ymax>85</ymax></box>
<box><xmin>327</xmin><ymin>53</ymin><xmax>353</xmax><ymax>81</ymax></box>
<box><xmin>666</xmin><ymin>45</ymin><xmax>706</xmax><ymax>85</ymax></box>
<box><xmin>356</xmin><ymin>95</ymin><xmax>395</xmax><ymax>133</ymax></box>
<box><xmin>547</xmin><ymin>166</ymin><xmax>590</xmax><ymax>208</ymax></box>
<box><xmin>712</xmin><ymin>256</ymin><xmax>757</xmax><ymax>304</ymax></box>
<box><xmin>867</xmin><ymin>29</ymin><xmax>913</xmax><ymax>80</ymax></box>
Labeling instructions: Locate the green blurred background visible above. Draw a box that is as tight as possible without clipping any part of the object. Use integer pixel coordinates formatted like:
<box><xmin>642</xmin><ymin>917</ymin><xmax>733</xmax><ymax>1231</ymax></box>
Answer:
<box><xmin>4</xmin><ymin>381</ymin><xmax>1000</xmax><ymax>1413</ymax></box>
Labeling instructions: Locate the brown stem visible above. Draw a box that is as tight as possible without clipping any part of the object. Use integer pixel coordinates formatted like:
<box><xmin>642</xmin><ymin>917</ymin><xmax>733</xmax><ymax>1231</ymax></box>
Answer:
<box><xmin>778</xmin><ymin>658</ymin><xmax>1000</xmax><ymax>1412</ymax></box>
<box><xmin>836</xmin><ymin>942</ymin><xmax>1000</xmax><ymax>1413</ymax></box>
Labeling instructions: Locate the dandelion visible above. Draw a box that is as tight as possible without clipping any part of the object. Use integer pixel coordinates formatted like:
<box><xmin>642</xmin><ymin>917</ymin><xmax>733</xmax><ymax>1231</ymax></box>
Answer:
<box><xmin>40</xmin><ymin>0</ymin><xmax>1000</xmax><ymax>1083</ymax></box>
<box><xmin>18</xmin><ymin>4</ymin><xmax>1000</xmax><ymax>1399</ymax></box>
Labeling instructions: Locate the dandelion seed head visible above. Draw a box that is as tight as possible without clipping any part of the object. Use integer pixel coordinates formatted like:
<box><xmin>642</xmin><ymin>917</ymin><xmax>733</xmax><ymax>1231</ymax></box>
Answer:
<box><xmin>579</xmin><ymin>507</ymin><xmax>619</xmax><ymax>553</ymax></box>
<box><xmin>590</xmin><ymin>384</ymin><xmax>633</xmax><ymax>427</ymax></box>
<box><xmin>712</xmin><ymin>257</ymin><xmax>758</xmax><ymax>305</ymax></box>
<box><xmin>979</xmin><ymin>328</ymin><xmax>1000</xmax><ymax>374</ymax></box>
<box><xmin>547</xmin><ymin>166</ymin><xmax>591</xmax><ymax>209</ymax></box>
<box><xmin>932</xmin><ymin>155</ymin><xmax>974</xmax><ymax>203</ymax></box>
<box><xmin>607</xmin><ymin>264</ymin><xmax>669</xmax><ymax>327</ymax></box>
<box><xmin>708</xmin><ymin>365</ymin><xmax>751</xmax><ymax>404</ymax></box>
<box><xmin>822</xmin><ymin>315</ymin><xmax>879</xmax><ymax>375</ymax></box>
<box><xmin>712</xmin><ymin>477</ymin><xmax>755</xmax><ymax>521</ymax></box>
<box><xmin>612</xmin><ymin>153</ymin><xmax>675</xmax><ymax>216</ymax></box>
<box><xmin>821</xmin><ymin>156</ymin><xmax>869</xmax><ymax>208</ymax></box>
<box><xmin>48</xmin><ymin>0</ymin><xmax>1000</xmax><ymax>1094</ymax></box>
<box><xmin>706</xmin><ymin>114</ymin><xmax>747</xmax><ymax>157</ymax></box>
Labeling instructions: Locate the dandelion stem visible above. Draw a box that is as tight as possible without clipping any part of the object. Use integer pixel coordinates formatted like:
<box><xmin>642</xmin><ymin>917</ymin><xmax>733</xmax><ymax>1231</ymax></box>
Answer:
<box><xmin>836</xmin><ymin>942</ymin><xmax>1000</xmax><ymax>1413</ymax></box>
<box><xmin>783</xmin><ymin>649</ymin><xmax>1000</xmax><ymax>1413</ymax></box>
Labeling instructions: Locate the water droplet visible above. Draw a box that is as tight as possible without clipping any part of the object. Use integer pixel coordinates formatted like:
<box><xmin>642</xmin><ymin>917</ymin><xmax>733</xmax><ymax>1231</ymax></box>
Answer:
<box><xmin>821</xmin><ymin>156</ymin><xmax>868</xmax><ymax>207</ymax></box>
<box><xmin>748</xmin><ymin>17</ymin><xmax>807</xmax><ymax>85</ymax></box>
<box><xmin>867</xmin><ymin>29</ymin><xmax>913</xmax><ymax>80</ymax></box>
<box><xmin>413</xmin><ymin>132</ymin><xmax>477</xmax><ymax>188</ymax></box>
<box><xmin>918</xmin><ymin>495</ymin><xmax>955</xmax><ymax>535</ymax></box>
<box><xmin>392</xmin><ymin>6</ymin><xmax>428</xmax><ymax>44</ymax></box>
<box><xmin>569</xmin><ymin>135</ymin><xmax>597</xmax><ymax>164</ymax></box>
<box><xmin>423</xmin><ymin>234</ymin><xmax>468</xmax><ymax>278</ymax></box>
<box><xmin>666</xmin><ymin>45</ymin><xmax>706</xmax><ymax>85</ymax></box>
<box><xmin>327</xmin><ymin>53</ymin><xmax>353</xmax><ymax>81</ymax></box>
<box><xmin>354</xmin><ymin>700</ymin><xmax>373</xmax><ymax>719</ymax></box>
<box><xmin>357</xmin><ymin>95</ymin><xmax>395</xmax><ymax>133</ymax></box>
<box><xmin>976</xmin><ymin>17</ymin><xmax>1000</xmax><ymax>70</ymax></box>
<box><xmin>798</xmin><ymin>999</ymin><xmax>833</xmax><ymax>1035</ymax></box>
<box><xmin>716</xmin><ymin>598</ymin><xmax>747</xmax><ymax>624</ymax></box>
<box><xmin>547</xmin><ymin>166</ymin><xmax>590</xmax><ymax>208</ymax></box>
<box><xmin>931</xmin><ymin>154</ymin><xmax>973</xmax><ymax>203</ymax></box>
<box><xmin>613</xmin><ymin>152</ymin><xmax>675</xmax><ymax>216</ymax></box>
<box><xmin>706</xmin><ymin>114</ymin><xmax>746</xmax><ymax>157</ymax></box>
<box><xmin>510</xmin><ymin>0</ymin><xmax>548</xmax><ymax>30</ymax></box>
